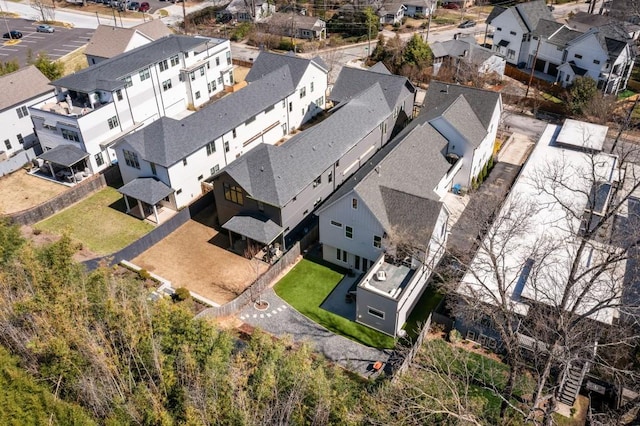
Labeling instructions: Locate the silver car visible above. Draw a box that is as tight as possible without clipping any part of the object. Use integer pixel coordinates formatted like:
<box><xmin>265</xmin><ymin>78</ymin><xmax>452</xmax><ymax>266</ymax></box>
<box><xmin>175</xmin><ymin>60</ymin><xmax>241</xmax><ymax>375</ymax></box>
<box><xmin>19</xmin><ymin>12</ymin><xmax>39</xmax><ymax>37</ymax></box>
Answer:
<box><xmin>36</xmin><ymin>24</ymin><xmax>55</xmax><ymax>33</ymax></box>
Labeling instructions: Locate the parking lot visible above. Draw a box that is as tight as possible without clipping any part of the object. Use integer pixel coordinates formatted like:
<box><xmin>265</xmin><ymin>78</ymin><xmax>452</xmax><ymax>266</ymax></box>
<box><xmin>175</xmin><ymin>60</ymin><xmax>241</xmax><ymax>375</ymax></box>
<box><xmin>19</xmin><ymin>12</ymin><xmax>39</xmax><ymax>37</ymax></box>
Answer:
<box><xmin>1</xmin><ymin>18</ymin><xmax>93</xmax><ymax>66</ymax></box>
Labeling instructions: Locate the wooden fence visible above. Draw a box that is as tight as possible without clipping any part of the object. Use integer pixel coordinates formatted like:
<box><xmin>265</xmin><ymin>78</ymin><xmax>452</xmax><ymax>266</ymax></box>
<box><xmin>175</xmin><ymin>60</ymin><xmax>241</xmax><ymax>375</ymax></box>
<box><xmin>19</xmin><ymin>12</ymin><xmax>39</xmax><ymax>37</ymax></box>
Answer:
<box><xmin>504</xmin><ymin>65</ymin><xmax>565</xmax><ymax>97</ymax></box>
<box><xmin>388</xmin><ymin>312</ymin><xmax>433</xmax><ymax>380</ymax></box>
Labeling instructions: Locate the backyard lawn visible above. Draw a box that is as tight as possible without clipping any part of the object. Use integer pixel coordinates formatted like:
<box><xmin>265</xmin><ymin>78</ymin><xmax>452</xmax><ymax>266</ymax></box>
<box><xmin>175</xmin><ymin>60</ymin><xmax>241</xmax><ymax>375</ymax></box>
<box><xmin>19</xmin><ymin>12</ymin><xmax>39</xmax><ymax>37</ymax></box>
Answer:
<box><xmin>403</xmin><ymin>285</ymin><xmax>445</xmax><ymax>340</ymax></box>
<box><xmin>274</xmin><ymin>258</ymin><xmax>396</xmax><ymax>349</ymax></box>
<box><xmin>35</xmin><ymin>187</ymin><xmax>153</xmax><ymax>255</ymax></box>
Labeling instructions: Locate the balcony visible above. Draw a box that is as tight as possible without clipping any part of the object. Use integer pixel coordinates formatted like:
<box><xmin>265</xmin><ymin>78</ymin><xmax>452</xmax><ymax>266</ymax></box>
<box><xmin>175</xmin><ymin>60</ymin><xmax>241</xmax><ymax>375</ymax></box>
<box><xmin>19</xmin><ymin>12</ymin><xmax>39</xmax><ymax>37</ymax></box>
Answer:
<box><xmin>34</xmin><ymin>90</ymin><xmax>112</xmax><ymax>118</ymax></box>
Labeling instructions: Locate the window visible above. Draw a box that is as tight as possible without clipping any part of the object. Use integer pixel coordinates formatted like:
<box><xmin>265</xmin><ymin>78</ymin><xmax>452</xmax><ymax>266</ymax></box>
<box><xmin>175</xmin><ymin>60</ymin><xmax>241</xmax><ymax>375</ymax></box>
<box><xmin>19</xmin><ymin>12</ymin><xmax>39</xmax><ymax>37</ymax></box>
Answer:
<box><xmin>289</xmin><ymin>102</ymin><xmax>293</xmax><ymax>112</ymax></box>
<box><xmin>216</xmin><ymin>57</ymin><xmax>220</xmax><ymax>66</ymax></box>
<box><xmin>314</xmin><ymin>176</ymin><xmax>321</xmax><ymax>187</ymax></box>
<box><xmin>316</xmin><ymin>96</ymin><xmax>324</xmax><ymax>107</ymax></box>
<box><xmin>336</xmin><ymin>248</ymin><xmax>347</xmax><ymax>262</ymax></box>
<box><xmin>223</xmin><ymin>182</ymin><xmax>243</xmax><ymax>205</ymax></box>
<box><xmin>95</xmin><ymin>152</ymin><xmax>104</xmax><ymax>167</ymax></box>
<box><xmin>509</xmin><ymin>30</ymin><xmax>516</xmax><ymax>36</ymax></box>
<box><xmin>282</xmin><ymin>100</ymin><xmax>286</xmax><ymax>108</ymax></box>
<box><xmin>177</xmin><ymin>188</ymin><xmax>182</xmax><ymax>194</ymax></box>
<box><xmin>107</xmin><ymin>116</ymin><xmax>119</xmax><ymax>130</ymax></box>
<box><xmin>123</xmin><ymin>76</ymin><xmax>133</xmax><ymax>88</ymax></box>
<box><xmin>594</xmin><ymin>59</ymin><xmax>600</xmax><ymax>64</ymax></box>
<box><xmin>184</xmin><ymin>51</ymin><xmax>189</xmax><ymax>58</ymax></box>
<box><xmin>331</xmin><ymin>220</ymin><xmax>342</xmax><ymax>227</ymax></box>
<box><xmin>16</xmin><ymin>134</ymin><xmax>24</xmax><ymax>145</ymax></box>
<box><xmin>352</xmin><ymin>198</ymin><xmax>358</xmax><ymax>209</ymax></box>
<box><xmin>170</xmin><ymin>55</ymin><xmax>179</xmax><ymax>66</ymax></box>
<box><xmin>200</xmin><ymin>67</ymin><xmax>205</xmax><ymax>76</ymax></box>
<box><xmin>16</xmin><ymin>106</ymin><xmax>28</xmax><ymax>118</ymax></box>
<box><xmin>61</xmin><ymin>128</ymin><xmax>80</xmax><ymax>142</ymax></box>
<box><xmin>300</xmin><ymin>86</ymin><xmax>306</xmax><ymax>98</ymax></box>
<box><xmin>206</xmin><ymin>141</ymin><xmax>216</xmax><ymax>155</ymax></box>
<box><xmin>116</xmin><ymin>89</ymin><xmax>123</xmax><ymax>101</ymax></box>
<box><xmin>162</xmin><ymin>79</ymin><xmax>172</xmax><ymax>91</ymax></box>
<box><xmin>146</xmin><ymin>161</ymin><xmax>155</xmax><ymax>175</ymax></box>
<box><xmin>373</xmin><ymin>235</ymin><xmax>382</xmax><ymax>248</ymax></box>
<box><xmin>139</xmin><ymin>68</ymin><xmax>150</xmax><ymax>81</ymax></box>
<box><xmin>210</xmin><ymin>164</ymin><xmax>220</xmax><ymax>175</ymax></box>
<box><xmin>224</xmin><ymin>141</ymin><xmax>230</xmax><ymax>152</ymax></box>
<box><xmin>208</xmin><ymin>80</ymin><xmax>217</xmax><ymax>93</ymax></box>
<box><xmin>310</xmin><ymin>81</ymin><xmax>314</xmax><ymax>92</ymax></box>
<box><xmin>575</xmin><ymin>54</ymin><xmax>583</xmax><ymax>59</ymax></box>
<box><xmin>183</xmin><ymin>158</ymin><xmax>188</xmax><ymax>166</ymax></box>
<box><xmin>303</xmin><ymin>209</ymin><xmax>309</xmax><ymax>215</ymax></box>
<box><xmin>507</xmin><ymin>49</ymin><xmax>516</xmax><ymax>60</ymax></box>
<box><xmin>198</xmin><ymin>174</ymin><xmax>203</xmax><ymax>181</ymax></box>
<box><xmin>159</xmin><ymin>59</ymin><xmax>168</xmax><ymax>71</ymax></box>
<box><xmin>195</xmin><ymin>91</ymin><xmax>201</xmax><ymax>99</ymax></box>
<box><xmin>345</xmin><ymin>226</ymin><xmax>353</xmax><ymax>239</ymax></box>
<box><xmin>497</xmin><ymin>27</ymin><xmax>502</xmax><ymax>31</ymax></box>
<box><xmin>368</xmin><ymin>307</ymin><xmax>384</xmax><ymax>319</ymax></box>
<box><xmin>190</xmin><ymin>72</ymin><xmax>196</xmax><ymax>81</ymax></box>
<box><xmin>292</xmin><ymin>196</ymin><xmax>297</xmax><ymax>202</ymax></box>
<box><xmin>245</xmin><ymin>115</ymin><xmax>256</xmax><ymax>125</ymax></box>
<box><xmin>232</xmin><ymin>129</ymin><xmax>237</xmax><ymax>138</ymax></box>
<box><xmin>4</xmin><ymin>139</ymin><xmax>11</xmax><ymax>150</ymax></box>
<box><xmin>328</xmin><ymin>171</ymin><xmax>332</xmax><ymax>183</ymax></box>
<box><xmin>226</xmin><ymin>51</ymin><xmax>231</xmax><ymax>65</ymax></box>
<box><xmin>282</xmin><ymin>123</ymin><xmax>287</xmax><ymax>135</ymax></box>
<box><xmin>123</xmin><ymin>150</ymin><xmax>140</xmax><ymax>169</ymax></box>
<box><xmin>380</xmin><ymin>122</ymin><xmax>387</xmax><ymax>134</ymax></box>
<box><xmin>258</xmin><ymin>201</ymin><xmax>264</xmax><ymax>211</ymax></box>
<box><xmin>217</xmin><ymin>76</ymin><xmax>223</xmax><ymax>85</ymax></box>
<box><xmin>335</xmin><ymin>159</ymin><xmax>340</xmax><ymax>167</ymax></box>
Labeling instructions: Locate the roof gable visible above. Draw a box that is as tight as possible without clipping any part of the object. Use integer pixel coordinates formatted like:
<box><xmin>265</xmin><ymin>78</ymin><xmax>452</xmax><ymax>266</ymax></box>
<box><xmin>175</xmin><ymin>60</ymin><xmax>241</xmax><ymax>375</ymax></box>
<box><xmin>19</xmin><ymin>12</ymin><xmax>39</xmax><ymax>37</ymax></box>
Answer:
<box><xmin>0</xmin><ymin>65</ymin><xmax>51</xmax><ymax>111</ymax></box>
<box><xmin>245</xmin><ymin>51</ymin><xmax>327</xmax><ymax>87</ymax></box>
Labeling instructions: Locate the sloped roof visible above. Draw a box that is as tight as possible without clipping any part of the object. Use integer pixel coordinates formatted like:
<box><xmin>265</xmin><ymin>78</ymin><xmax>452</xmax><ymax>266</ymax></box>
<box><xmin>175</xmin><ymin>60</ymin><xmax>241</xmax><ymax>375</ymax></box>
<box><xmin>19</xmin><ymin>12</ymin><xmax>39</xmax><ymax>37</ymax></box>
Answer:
<box><xmin>222</xmin><ymin>213</ymin><xmax>283</xmax><ymax>244</ymax></box>
<box><xmin>534</xmin><ymin>19</ymin><xmax>582</xmax><ymax>46</ymax></box>
<box><xmin>422</xmin><ymin>81</ymin><xmax>500</xmax><ymax>132</ymax></box>
<box><xmin>431</xmin><ymin>37</ymin><xmax>498</xmax><ymax>66</ymax></box>
<box><xmin>369</xmin><ymin>62</ymin><xmax>392</xmax><ymax>74</ymax></box>
<box><xmin>84</xmin><ymin>21</ymin><xmax>172</xmax><ymax>60</ymax></box>
<box><xmin>54</xmin><ymin>35</ymin><xmax>214</xmax><ymax>92</ymax></box>
<box><xmin>514</xmin><ymin>0</ymin><xmax>554</xmax><ymax>32</ymax></box>
<box><xmin>438</xmin><ymin>95</ymin><xmax>488</xmax><ymax>148</ymax></box>
<box><xmin>245</xmin><ymin>50</ymin><xmax>328</xmax><ymax>87</ymax></box>
<box><xmin>118</xmin><ymin>177</ymin><xmax>174</xmax><ymax>205</ymax></box>
<box><xmin>265</xmin><ymin>12</ymin><xmax>325</xmax><ymax>30</ymax></box>
<box><xmin>39</xmin><ymin>144</ymin><xmax>89</xmax><ymax>167</ymax></box>
<box><xmin>136</xmin><ymin>19</ymin><xmax>173</xmax><ymax>39</ymax></box>
<box><xmin>221</xmin><ymin>83</ymin><xmax>394</xmax><ymax>206</ymax></box>
<box><xmin>486</xmin><ymin>5</ymin><xmax>506</xmax><ymax>25</ymax></box>
<box><xmin>0</xmin><ymin>65</ymin><xmax>51</xmax><ymax>111</ymax></box>
<box><xmin>318</xmin><ymin>119</ymin><xmax>450</xmax><ymax>240</ymax></box>
<box><xmin>118</xmin><ymin>65</ymin><xmax>295</xmax><ymax>167</ymax></box>
<box><xmin>567</xmin><ymin>11</ymin><xmax>640</xmax><ymax>35</ymax></box>
<box><xmin>330</xmin><ymin>64</ymin><xmax>415</xmax><ymax>109</ymax></box>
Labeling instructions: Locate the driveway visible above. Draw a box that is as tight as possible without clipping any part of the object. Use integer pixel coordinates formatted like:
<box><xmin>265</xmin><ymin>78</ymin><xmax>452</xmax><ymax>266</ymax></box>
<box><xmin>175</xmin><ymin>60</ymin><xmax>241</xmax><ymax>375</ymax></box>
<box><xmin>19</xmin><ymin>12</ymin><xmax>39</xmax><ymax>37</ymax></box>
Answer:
<box><xmin>238</xmin><ymin>288</ymin><xmax>392</xmax><ymax>377</ymax></box>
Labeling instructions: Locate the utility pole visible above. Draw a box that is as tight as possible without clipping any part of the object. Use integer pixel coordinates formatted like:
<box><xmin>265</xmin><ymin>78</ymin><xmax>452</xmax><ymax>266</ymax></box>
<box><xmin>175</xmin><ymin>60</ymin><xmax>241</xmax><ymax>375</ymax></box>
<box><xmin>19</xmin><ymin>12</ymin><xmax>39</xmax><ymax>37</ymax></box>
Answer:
<box><xmin>525</xmin><ymin>36</ymin><xmax>541</xmax><ymax>99</ymax></box>
<box><xmin>424</xmin><ymin>0</ymin><xmax>433</xmax><ymax>42</ymax></box>
<box><xmin>182</xmin><ymin>0</ymin><xmax>187</xmax><ymax>34</ymax></box>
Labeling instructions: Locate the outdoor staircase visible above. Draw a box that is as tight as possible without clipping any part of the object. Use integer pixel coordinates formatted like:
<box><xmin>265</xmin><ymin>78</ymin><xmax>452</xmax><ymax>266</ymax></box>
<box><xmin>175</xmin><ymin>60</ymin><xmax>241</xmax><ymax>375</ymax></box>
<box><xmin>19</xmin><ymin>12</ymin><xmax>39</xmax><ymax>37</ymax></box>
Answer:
<box><xmin>559</xmin><ymin>362</ymin><xmax>589</xmax><ymax>407</ymax></box>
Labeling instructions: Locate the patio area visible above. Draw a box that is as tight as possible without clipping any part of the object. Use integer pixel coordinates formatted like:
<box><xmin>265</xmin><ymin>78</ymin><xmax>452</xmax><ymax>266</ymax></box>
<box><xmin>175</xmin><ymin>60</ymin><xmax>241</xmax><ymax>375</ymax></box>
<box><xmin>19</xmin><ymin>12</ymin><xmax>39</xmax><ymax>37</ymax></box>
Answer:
<box><xmin>28</xmin><ymin>145</ymin><xmax>93</xmax><ymax>186</ymax></box>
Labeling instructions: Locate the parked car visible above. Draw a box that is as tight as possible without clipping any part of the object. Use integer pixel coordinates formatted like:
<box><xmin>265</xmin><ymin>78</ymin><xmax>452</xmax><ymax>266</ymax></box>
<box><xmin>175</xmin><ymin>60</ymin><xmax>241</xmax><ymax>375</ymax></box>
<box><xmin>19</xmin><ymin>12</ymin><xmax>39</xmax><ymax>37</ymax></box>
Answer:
<box><xmin>139</xmin><ymin>2</ymin><xmax>150</xmax><ymax>11</ymax></box>
<box><xmin>548</xmin><ymin>5</ymin><xmax>555</xmax><ymax>11</ymax></box>
<box><xmin>2</xmin><ymin>30</ymin><xmax>22</xmax><ymax>39</ymax></box>
<box><xmin>128</xmin><ymin>1</ymin><xmax>139</xmax><ymax>9</ymax></box>
<box><xmin>443</xmin><ymin>2</ymin><xmax>460</xmax><ymax>9</ymax></box>
<box><xmin>36</xmin><ymin>24</ymin><xmax>55</xmax><ymax>33</ymax></box>
<box><xmin>458</xmin><ymin>20</ymin><xmax>476</xmax><ymax>28</ymax></box>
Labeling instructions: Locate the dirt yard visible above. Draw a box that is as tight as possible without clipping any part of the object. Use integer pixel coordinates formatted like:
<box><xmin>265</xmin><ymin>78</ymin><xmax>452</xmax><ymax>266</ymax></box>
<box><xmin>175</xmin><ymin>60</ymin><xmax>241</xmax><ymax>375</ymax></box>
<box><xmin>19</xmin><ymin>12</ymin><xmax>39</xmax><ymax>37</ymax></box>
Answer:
<box><xmin>132</xmin><ymin>208</ymin><xmax>268</xmax><ymax>305</ymax></box>
<box><xmin>0</xmin><ymin>170</ymin><xmax>68</xmax><ymax>215</ymax></box>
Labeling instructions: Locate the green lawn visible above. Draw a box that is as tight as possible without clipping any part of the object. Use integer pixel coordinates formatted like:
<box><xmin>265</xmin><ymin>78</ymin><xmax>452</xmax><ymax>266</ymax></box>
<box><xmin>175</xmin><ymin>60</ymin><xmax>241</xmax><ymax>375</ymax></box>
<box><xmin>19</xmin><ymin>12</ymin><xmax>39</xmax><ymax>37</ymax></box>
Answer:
<box><xmin>403</xmin><ymin>285</ymin><xmax>444</xmax><ymax>340</ymax></box>
<box><xmin>35</xmin><ymin>187</ymin><xmax>154</xmax><ymax>255</ymax></box>
<box><xmin>274</xmin><ymin>258</ymin><xmax>396</xmax><ymax>349</ymax></box>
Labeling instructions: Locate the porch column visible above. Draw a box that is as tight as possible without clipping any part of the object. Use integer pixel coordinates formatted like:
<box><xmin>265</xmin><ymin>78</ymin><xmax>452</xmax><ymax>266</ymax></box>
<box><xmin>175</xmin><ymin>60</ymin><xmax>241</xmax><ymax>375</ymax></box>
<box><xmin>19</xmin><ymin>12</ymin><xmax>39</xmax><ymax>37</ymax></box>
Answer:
<box><xmin>124</xmin><ymin>195</ymin><xmax>131</xmax><ymax>212</ymax></box>
<box><xmin>70</xmin><ymin>166</ymin><xmax>77</xmax><ymax>184</ymax></box>
<box><xmin>137</xmin><ymin>199</ymin><xmax>143</xmax><ymax>219</ymax></box>
<box><xmin>48</xmin><ymin>162</ymin><xmax>55</xmax><ymax>179</ymax></box>
<box><xmin>228</xmin><ymin>230</ymin><xmax>233</xmax><ymax>249</ymax></box>
<box><xmin>153</xmin><ymin>204</ymin><xmax>159</xmax><ymax>224</ymax></box>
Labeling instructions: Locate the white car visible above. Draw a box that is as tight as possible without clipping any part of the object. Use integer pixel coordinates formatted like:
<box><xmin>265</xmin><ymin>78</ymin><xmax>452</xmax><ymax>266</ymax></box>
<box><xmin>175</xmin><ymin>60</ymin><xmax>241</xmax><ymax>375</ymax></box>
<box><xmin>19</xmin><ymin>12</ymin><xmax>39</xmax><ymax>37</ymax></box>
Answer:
<box><xmin>36</xmin><ymin>25</ymin><xmax>55</xmax><ymax>33</ymax></box>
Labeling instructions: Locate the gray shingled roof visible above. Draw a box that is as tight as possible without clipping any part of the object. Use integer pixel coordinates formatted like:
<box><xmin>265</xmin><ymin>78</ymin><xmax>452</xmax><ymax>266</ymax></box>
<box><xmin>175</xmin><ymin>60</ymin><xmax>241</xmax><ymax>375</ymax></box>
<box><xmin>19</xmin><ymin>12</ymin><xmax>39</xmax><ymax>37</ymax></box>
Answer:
<box><xmin>39</xmin><ymin>144</ymin><xmax>89</xmax><ymax>167</ymax></box>
<box><xmin>431</xmin><ymin>37</ymin><xmax>497</xmax><ymax>66</ymax></box>
<box><xmin>118</xmin><ymin>66</ymin><xmax>295</xmax><ymax>167</ymax></box>
<box><xmin>514</xmin><ymin>0</ymin><xmax>554</xmax><ymax>32</ymax></box>
<box><xmin>422</xmin><ymin>81</ymin><xmax>500</xmax><ymax>132</ymax></box>
<box><xmin>486</xmin><ymin>5</ymin><xmax>506</xmax><ymax>25</ymax></box>
<box><xmin>222</xmin><ymin>83</ymin><xmax>394</xmax><ymax>206</ymax></box>
<box><xmin>330</xmin><ymin>64</ymin><xmax>415</xmax><ymax>109</ymax></box>
<box><xmin>438</xmin><ymin>95</ymin><xmax>488</xmax><ymax>148</ymax></box>
<box><xmin>85</xmin><ymin>21</ymin><xmax>172</xmax><ymax>60</ymax></box>
<box><xmin>222</xmin><ymin>213</ymin><xmax>283</xmax><ymax>244</ymax></box>
<box><xmin>317</xmin><ymin>119</ymin><xmax>450</xmax><ymax>240</ymax></box>
<box><xmin>53</xmin><ymin>35</ymin><xmax>214</xmax><ymax>93</ymax></box>
<box><xmin>118</xmin><ymin>177</ymin><xmax>174</xmax><ymax>205</ymax></box>
<box><xmin>0</xmin><ymin>65</ymin><xmax>51</xmax><ymax>111</ymax></box>
<box><xmin>245</xmin><ymin>51</ymin><xmax>328</xmax><ymax>86</ymax></box>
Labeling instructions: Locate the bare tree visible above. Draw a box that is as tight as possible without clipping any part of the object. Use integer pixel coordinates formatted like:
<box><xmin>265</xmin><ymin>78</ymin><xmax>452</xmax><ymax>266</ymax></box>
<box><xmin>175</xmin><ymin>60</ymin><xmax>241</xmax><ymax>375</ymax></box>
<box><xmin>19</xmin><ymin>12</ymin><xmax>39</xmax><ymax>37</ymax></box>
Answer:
<box><xmin>31</xmin><ymin>0</ymin><xmax>55</xmax><ymax>22</ymax></box>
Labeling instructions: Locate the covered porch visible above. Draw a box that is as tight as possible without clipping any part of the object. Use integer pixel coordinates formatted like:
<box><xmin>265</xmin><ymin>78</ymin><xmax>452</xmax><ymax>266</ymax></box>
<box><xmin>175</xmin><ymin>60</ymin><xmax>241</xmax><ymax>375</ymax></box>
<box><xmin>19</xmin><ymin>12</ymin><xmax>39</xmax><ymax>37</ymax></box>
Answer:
<box><xmin>118</xmin><ymin>177</ymin><xmax>176</xmax><ymax>225</ymax></box>
<box><xmin>31</xmin><ymin>144</ymin><xmax>92</xmax><ymax>186</ymax></box>
<box><xmin>222</xmin><ymin>213</ymin><xmax>284</xmax><ymax>263</ymax></box>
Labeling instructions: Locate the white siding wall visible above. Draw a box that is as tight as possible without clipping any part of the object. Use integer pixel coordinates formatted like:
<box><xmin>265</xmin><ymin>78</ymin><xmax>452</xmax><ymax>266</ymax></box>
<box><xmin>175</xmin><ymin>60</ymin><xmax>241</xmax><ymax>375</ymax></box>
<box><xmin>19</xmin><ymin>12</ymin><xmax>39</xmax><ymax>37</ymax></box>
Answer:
<box><xmin>491</xmin><ymin>11</ymin><xmax>524</xmax><ymax>65</ymax></box>
<box><xmin>564</xmin><ymin>35</ymin><xmax>607</xmax><ymax>81</ymax></box>
<box><xmin>286</xmin><ymin>64</ymin><xmax>328</xmax><ymax>131</ymax></box>
<box><xmin>77</xmin><ymin>103</ymin><xmax>121</xmax><ymax>172</ymax></box>
<box><xmin>167</xmin><ymin>145</ymin><xmax>225</xmax><ymax>208</ymax></box>
<box><xmin>0</xmin><ymin>91</ymin><xmax>53</xmax><ymax>158</ymax></box>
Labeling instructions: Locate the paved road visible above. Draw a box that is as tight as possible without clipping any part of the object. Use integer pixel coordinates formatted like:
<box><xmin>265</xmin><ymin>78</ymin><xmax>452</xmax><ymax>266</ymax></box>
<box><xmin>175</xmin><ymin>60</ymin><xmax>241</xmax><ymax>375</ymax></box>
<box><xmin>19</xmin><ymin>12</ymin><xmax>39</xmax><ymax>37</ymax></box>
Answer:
<box><xmin>238</xmin><ymin>288</ymin><xmax>392</xmax><ymax>377</ymax></box>
<box><xmin>0</xmin><ymin>18</ymin><xmax>93</xmax><ymax>65</ymax></box>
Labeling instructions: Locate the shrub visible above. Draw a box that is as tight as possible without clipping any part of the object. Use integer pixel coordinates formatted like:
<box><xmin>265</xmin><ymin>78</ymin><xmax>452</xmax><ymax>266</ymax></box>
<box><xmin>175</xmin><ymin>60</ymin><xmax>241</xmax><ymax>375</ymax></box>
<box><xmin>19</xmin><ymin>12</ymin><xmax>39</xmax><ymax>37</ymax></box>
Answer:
<box><xmin>230</xmin><ymin>23</ymin><xmax>251</xmax><ymax>41</ymax></box>
<box><xmin>173</xmin><ymin>287</ymin><xmax>191</xmax><ymax>302</ymax></box>
<box><xmin>488</xmin><ymin>156</ymin><xmax>494</xmax><ymax>170</ymax></box>
<box><xmin>138</xmin><ymin>269</ymin><xmax>151</xmax><ymax>281</ymax></box>
<box><xmin>32</xmin><ymin>228</ymin><xmax>42</xmax><ymax>236</ymax></box>
<box><xmin>448</xmin><ymin>329</ymin><xmax>462</xmax><ymax>343</ymax></box>
<box><xmin>277</xmin><ymin>38</ymin><xmax>295</xmax><ymax>52</ymax></box>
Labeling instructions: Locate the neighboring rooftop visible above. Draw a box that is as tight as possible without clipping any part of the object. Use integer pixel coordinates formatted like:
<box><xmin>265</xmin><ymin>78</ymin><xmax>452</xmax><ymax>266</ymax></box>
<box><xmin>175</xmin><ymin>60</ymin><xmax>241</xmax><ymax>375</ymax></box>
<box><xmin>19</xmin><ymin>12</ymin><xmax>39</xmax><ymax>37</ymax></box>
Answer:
<box><xmin>118</xmin><ymin>177</ymin><xmax>174</xmax><ymax>205</ymax></box>
<box><xmin>430</xmin><ymin>37</ymin><xmax>500</xmax><ymax>66</ymax></box>
<box><xmin>0</xmin><ymin>66</ymin><xmax>51</xmax><ymax>111</ymax></box>
<box><xmin>54</xmin><ymin>35</ymin><xmax>223</xmax><ymax>93</ymax></box>
<box><xmin>245</xmin><ymin>50</ymin><xmax>328</xmax><ymax>87</ymax></box>
<box><xmin>556</xmin><ymin>119</ymin><xmax>608</xmax><ymax>152</ymax></box>
<box><xmin>264</xmin><ymin>12</ymin><xmax>326</xmax><ymax>30</ymax></box>
<box><xmin>118</xmin><ymin>65</ymin><xmax>296</xmax><ymax>167</ymax></box>
<box><xmin>84</xmin><ymin>20</ymin><xmax>172</xmax><ymax>60</ymax></box>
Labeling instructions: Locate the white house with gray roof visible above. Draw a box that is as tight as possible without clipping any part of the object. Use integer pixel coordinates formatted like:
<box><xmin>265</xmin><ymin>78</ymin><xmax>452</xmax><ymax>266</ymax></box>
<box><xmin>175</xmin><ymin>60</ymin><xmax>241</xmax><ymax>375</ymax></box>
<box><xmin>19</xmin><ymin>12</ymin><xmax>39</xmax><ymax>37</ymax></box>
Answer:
<box><xmin>316</xmin><ymin>119</ymin><xmax>456</xmax><ymax>336</ymax></box>
<box><xmin>422</xmin><ymin>81</ymin><xmax>502</xmax><ymax>189</ymax></box>
<box><xmin>29</xmin><ymin>35</ymin><xmax>233</xmax><ymax>175</ymax></box>
<box><xmin>431</xmin><ymin>35</ymin><xmax>506</xmax><ymax>78</ymax></box>
<box><xmin>0</xmin><ymin>66</ymin><xmax>53</xmax><ymax>162</ymax></box>
<box><xmin>211</xmin><ymin>64</ymin><xmax>415</xmax><ymax>252</ymax></box>
<box><xmin>487</xmin><ymin>0</ymin><xmax>554</xmax><ymax>65</ymax></box>
<box><xmin>113</xmin><ymin>51</ymin><xmax>328</xmax><ymax>220</ymax></box>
